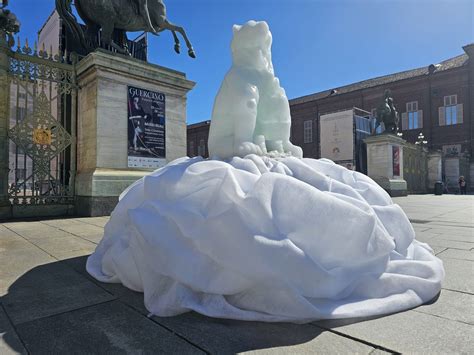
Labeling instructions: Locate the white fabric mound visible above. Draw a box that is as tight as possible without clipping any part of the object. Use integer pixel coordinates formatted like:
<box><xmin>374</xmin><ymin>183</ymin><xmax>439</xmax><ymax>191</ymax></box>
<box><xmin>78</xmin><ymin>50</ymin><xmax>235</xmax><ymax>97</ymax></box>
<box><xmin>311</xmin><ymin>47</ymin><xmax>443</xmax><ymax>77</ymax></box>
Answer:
<box><xmin>87</xmin><ymin>155</ymin><xmax>444</xmax><ymax>323</ymax></box>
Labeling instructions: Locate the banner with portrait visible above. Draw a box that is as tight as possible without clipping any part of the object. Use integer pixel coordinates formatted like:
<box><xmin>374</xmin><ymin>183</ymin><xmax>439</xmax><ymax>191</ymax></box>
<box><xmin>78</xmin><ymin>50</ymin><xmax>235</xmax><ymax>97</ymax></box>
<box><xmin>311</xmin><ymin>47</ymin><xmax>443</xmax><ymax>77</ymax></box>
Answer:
<box><xmin>127</xmin><ymin>86</ymin><xmax>166</xmax><ymax>168</ymax></box>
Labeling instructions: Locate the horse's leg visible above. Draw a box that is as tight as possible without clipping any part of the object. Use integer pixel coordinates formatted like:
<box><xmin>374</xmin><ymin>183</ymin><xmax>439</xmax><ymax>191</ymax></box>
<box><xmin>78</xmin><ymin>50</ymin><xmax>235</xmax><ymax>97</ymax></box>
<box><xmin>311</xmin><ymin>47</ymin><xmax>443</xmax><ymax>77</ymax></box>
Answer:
<box><xmin>101</xmin><ymin>23</ymin><xmax>128</xmax><ymax>54</ymax></box>
<box><xmin>162</xmin><ymin>20</ymin><xmax>195</xmax><ymax>58</ymax></box>
<box><xmin>171</xmin><ymin>30</ymin><xmax>180</xmax><ymax>54</ymax></box>
<box><xmin>116</xmin><ymin>29</ymin><xmax>130</xmax><ymax>55</ymax></box>
<box><xmin>84</xmin><ymin>22</ymin><xmax>99</xmax><ymax>48</ymax></box>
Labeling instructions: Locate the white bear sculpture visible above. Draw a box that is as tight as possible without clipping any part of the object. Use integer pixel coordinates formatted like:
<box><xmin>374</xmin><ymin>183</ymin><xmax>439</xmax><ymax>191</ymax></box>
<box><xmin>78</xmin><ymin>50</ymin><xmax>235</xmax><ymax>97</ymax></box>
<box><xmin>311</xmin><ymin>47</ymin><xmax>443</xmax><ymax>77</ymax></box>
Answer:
<box><xmin>86</xmin><ymin>21</ymin><xmax>444</xmax><ymax>323</ymax></box>
<box><xmin>208</xmin><ymin>21</ymin><xmax>303</xmax><ymax>159</ymax></box>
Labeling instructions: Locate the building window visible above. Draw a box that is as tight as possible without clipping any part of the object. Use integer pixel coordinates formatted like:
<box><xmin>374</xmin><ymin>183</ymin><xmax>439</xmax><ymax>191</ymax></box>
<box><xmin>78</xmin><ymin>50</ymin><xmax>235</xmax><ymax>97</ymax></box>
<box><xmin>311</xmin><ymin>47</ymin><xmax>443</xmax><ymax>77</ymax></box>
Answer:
<box><xmin>406</xmin><ymin>101</ymin><xmax>418</xmax><ymax>129</ymax></box>
<box><xmin>444</xmin><ymin>95</ymin><xmax>457</xmax><ymax>125</ymax></box>
<box><xmin>303</xmin><ymin>120</ymin><xmax>312</xmax><ymax>143</ymax></box>
<box><xmin>402</xmin><ymin>101</ymin><xmax>422</xmax><ymax>130</ymax></box>
<box><xmin>198</xmin><ymin>139</ymin><xmax>206</xmax><ymax>156</ymax></box>
<box><xmin>189</xmin><ymin>141</ymin><xmax>194</xmax><ymax>157</ymax></box>
<box><xmin>17</xmin><ymin>107</ymin><xmax>26</xmax><ymax>120</ymax></box>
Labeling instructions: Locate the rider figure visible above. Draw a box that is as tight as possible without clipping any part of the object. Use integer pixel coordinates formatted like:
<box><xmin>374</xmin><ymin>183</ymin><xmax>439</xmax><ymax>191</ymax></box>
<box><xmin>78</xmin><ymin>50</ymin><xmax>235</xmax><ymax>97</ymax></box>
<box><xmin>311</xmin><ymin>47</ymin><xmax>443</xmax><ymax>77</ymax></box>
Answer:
<box><xmin>373</xmin><ymin>90</ymin><xmax>399</xmax><ymax>134</ymax></box>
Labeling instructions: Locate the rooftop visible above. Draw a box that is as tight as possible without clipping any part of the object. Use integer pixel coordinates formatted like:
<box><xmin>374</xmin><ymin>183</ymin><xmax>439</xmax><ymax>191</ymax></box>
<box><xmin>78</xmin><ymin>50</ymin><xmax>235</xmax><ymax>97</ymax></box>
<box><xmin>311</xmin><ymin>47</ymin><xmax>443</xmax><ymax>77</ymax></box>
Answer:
<box><xmin>290</xmin><ymin>47</ymin><xmax>470</xmax><ymax>106</ymax></box>
<box><xmin>188</xmin><ymin>120</ymin><xmax>211</xmax><ymax>128</ymax></box>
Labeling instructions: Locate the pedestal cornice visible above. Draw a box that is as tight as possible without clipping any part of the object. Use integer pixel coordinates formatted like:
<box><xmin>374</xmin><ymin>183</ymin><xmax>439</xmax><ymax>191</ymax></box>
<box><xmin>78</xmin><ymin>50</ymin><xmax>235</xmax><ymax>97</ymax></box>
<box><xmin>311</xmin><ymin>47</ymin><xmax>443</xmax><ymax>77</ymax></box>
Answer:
<box><xmin>76</xmin><ymin>49</ymin><xmax>196</xmax><ymax>93</ymax></box>
<box><xmin>364</xmin><ymin>133</ymin><xmax>406</xmax><ymax>146</ymax></box>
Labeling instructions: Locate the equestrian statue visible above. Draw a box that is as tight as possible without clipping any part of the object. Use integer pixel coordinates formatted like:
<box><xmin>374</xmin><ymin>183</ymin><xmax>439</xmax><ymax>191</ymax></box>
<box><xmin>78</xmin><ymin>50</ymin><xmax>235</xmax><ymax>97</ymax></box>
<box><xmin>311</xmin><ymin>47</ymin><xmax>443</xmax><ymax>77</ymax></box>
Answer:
<box><xmin>373</xmin><ymin>89</ymin><xmax>399</xmax><ymax>134</ymax></box>
<box><xmin>0</xmin><ymin>0</ymin><xmax>20</xmax><ymax>48</ymax></box>
<box><xmin>55</xmin><ymin>0</ymin><xmax>195</xmax><ymax>58</ymax></box>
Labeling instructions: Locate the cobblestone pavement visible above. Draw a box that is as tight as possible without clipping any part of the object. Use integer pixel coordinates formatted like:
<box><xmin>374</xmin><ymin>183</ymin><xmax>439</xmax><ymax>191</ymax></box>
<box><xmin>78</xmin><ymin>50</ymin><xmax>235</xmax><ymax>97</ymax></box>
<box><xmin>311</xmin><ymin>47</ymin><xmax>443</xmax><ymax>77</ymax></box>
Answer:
<box><xmin>1</xmin><ymin>195</ymin><xmax>473</xmax><ymax>354</ymax></box>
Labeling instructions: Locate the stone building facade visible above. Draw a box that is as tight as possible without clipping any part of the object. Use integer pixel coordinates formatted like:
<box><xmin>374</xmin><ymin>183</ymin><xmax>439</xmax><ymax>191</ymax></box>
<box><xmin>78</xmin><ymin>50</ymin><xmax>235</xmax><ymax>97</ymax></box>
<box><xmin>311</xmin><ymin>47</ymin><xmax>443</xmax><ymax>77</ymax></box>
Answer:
<box><xmin>187</xmin><ymin>120</ymin><xmax>210</xmax><ymax>158</ymax></box>
<box><xmin>290</xmin><ymin>44</ymin><xmax>473</xmax><ymax>190</ymax></box>
<box><xmin>187</xmin><ymin>44</ymin><xmax>473</xmax><ymax>190</ymax></box>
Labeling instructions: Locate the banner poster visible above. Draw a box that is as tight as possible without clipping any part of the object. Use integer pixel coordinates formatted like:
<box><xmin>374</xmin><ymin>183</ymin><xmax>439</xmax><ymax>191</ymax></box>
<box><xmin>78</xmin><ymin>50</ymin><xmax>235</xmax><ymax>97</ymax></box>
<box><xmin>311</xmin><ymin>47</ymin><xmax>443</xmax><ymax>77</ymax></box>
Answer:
<box><xmin>127</xmin><ymin>86</ymin><xmax>166</xmax><ymax>168</ymax></box>
<box><xmin>392</xmin><ymin>146</ymin><xmax>400</xmax><ymax>176</ymax></box>
<box><xmin>320</xmin><ymin>109</ymin><xmax>354</xmax><ymax>168</ymax></box>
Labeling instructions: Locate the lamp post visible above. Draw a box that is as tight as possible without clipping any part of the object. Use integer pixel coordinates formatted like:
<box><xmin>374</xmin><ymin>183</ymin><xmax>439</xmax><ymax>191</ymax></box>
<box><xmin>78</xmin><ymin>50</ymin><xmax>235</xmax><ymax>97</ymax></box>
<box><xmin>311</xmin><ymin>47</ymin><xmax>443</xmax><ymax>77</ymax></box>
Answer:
<box><xmin>415</xmin><ymin>132</ymin><xmax>428</xmax><ymax>147</ymax></box>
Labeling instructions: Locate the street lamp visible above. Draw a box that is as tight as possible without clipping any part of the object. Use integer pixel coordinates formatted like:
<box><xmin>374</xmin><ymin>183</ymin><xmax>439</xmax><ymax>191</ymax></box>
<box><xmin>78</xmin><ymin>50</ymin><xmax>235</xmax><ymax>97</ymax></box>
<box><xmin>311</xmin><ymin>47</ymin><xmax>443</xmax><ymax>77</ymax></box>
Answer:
<box><xmin>415</xmin><ymin>132</ymin><xmax>428</xmax><ymax>146</ymax></box>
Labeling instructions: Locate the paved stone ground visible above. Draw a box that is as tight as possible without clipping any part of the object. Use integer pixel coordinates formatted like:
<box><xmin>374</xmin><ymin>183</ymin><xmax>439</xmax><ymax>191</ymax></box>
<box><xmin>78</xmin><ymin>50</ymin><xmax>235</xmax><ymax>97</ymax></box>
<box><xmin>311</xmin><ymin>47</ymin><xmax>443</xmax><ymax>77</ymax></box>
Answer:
<box><xmin>0</xmin><ymin>195</ymin><xmax>473</xmax><ymax>354</ymax></box>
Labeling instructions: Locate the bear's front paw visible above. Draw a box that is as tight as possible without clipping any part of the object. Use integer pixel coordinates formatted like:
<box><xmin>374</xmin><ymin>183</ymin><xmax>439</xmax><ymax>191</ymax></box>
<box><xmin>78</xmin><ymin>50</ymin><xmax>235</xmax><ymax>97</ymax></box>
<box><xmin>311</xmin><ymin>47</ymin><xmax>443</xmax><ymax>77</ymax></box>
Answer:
<box><xmin>283</xmin><ymin>141</ymin><xmax>303</xmax><ymax>158</ymax></box>
<box><xmin>236</xmin><ymin>142</ymin><xmax>263</xmax><ymax>157</ymax></box>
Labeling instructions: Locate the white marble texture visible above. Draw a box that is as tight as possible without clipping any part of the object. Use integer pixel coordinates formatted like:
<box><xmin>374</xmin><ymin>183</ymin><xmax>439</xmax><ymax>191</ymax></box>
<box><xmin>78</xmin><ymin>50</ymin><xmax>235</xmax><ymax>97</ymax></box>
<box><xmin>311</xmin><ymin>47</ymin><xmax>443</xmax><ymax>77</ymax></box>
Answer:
<box><xmin>208</xmin><ymin>21</ymin><xmax>302</xmax><ymax>159</ymax></box>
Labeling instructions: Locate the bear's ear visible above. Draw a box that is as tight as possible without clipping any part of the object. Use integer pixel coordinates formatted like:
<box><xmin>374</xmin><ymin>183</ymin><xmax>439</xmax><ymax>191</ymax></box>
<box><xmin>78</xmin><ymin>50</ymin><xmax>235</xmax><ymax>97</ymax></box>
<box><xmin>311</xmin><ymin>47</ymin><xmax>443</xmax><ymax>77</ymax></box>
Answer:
<box><xmin>232</xmin><ymin>24</ymin><xmax>241</xmax><ymax>34</ymax></box>
<box><xmin>257</xmin><ymin>21</ymin><xmax>269</xmax><ymax>31</ymax></box>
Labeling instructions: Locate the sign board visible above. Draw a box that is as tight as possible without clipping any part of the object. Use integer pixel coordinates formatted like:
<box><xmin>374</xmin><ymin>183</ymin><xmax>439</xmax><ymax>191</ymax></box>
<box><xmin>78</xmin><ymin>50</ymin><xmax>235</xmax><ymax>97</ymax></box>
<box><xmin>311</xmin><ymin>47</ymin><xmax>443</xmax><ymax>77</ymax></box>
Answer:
<box><xmin>320</xmin><ymin>109</ymin><xmax>354</xmax><ymax>168</ymax></box>
<box><xmin>127</xmin><ymin>86</ymin><xmax>166</xmax><ymax>168</ymax></box>
<box><xmin>392</xmin><ymin>146</ymin><xmax>400</xmax><ymax>176</ymax></box>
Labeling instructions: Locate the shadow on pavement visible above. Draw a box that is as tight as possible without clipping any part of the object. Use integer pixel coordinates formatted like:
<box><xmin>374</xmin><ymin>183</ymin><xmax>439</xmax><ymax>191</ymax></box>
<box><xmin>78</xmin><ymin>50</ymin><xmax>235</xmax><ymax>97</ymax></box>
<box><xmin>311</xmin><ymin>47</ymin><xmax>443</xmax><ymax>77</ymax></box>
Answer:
<box><xmin>1</xmin><ymin>256</ymin><xmax>327</xmax><ymax>354</ymax></box>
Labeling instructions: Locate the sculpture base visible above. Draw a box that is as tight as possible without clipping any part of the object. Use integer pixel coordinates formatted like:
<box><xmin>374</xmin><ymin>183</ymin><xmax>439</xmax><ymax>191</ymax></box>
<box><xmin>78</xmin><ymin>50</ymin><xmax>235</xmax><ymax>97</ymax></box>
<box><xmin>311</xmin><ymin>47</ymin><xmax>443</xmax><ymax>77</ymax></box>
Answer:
<box><xmin>371</xmin><ymin>177</ymin><xmax>408</xmax><ymax>197</ymax></box>
<box><xmin>364</xmin><ymin>134</ymin><xmax>407</xmax><ymax>197</ymax></box>
<box><xmin>75</xmin><ymin>168</ymin><xmax>150</xmax><ymax>216</ymax></box>
<box><xmin>74</xmin><ymin>50</ymin><xmax>195</xmax><ymax>216</ymax></box>
<box><xmin>86</xmin><ymin>155</ymin><xmax>443</xmax><ymax>322</ymax></box>
<box><xmin>76</xmin><ymin>196</ymin><xmax>119</xmax><ymax>217</ymax></box>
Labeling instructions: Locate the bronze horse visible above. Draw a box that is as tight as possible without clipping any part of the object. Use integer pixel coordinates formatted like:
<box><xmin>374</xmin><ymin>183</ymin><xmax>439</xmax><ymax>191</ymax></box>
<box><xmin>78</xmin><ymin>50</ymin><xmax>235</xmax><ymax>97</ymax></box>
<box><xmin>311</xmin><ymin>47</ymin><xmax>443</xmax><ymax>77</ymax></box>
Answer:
<box><xmin>56</xmin><ymin>0</ymin><xmax>195</xmax><ymax>58</ymax></box>
<box><xmin>373</xmin><ymin>90</ymin><xmax>399</xmax><ymax>134</ymax></box>
<box><xmin>0</xmin><ymin>0</ymin><xmax>20</xmax><ymax>47</ymax></box>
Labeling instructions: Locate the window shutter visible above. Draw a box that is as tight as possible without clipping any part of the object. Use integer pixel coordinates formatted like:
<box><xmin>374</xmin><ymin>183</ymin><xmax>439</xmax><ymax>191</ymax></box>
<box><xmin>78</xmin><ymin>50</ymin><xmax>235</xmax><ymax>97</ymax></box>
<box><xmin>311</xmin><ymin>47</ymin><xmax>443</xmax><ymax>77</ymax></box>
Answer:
<box><xmin>417</xmin><ymin>110</ymin><xmax>423</xmax><ymax>128</ymax></box>
<box><xmin>401</xmin><ymin>112</ymin><xmax>408</xmax><ymax>130</ymax></box>
<box><xmin>457</xmin><ymin>103</ymin><xmax>463</xmax><ymax>124</ymax></box>
<box><xmin>438</xmin><ymin>106</ymin><xmax>445</xmax><ymax>126</ymax></box>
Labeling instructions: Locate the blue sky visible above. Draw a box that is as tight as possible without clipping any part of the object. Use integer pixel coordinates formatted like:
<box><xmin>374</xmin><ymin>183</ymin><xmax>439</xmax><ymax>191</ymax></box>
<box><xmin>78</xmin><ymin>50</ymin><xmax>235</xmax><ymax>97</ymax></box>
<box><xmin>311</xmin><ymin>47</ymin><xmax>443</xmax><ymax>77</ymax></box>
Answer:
<box><xmin>9</xmin><ymin>0</ymin><xmax>474</xmax><ymax>124</ymax></box>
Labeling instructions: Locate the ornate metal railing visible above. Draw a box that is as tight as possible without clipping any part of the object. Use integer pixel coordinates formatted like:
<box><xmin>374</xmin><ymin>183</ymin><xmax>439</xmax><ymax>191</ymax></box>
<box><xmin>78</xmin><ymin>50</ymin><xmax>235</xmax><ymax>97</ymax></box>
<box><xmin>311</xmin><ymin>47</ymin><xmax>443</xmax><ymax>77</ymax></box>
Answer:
<box><xmin>4</xmin><ymin>37</ymin><xmax>79</xmax><ymax>206</ymax></box>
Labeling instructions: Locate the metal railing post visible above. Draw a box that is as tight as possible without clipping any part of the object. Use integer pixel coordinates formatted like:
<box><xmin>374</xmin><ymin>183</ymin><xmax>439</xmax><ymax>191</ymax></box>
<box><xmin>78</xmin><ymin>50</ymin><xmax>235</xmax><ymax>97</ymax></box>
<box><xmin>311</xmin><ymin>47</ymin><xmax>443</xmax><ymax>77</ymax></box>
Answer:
<box><xmin>0</xmin><ymin>31</ymin><xmax>12</xmax><ymax>216</ymax></box>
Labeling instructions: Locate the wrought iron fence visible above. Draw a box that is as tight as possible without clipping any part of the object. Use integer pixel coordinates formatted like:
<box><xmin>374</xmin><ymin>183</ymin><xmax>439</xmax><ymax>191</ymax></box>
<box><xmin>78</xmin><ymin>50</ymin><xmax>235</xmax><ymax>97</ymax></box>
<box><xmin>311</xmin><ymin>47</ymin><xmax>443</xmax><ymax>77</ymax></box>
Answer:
<box><xmin>5</xmin><ymin>38</ymin><xmax>78</xmax><ymax>207</ymax></box>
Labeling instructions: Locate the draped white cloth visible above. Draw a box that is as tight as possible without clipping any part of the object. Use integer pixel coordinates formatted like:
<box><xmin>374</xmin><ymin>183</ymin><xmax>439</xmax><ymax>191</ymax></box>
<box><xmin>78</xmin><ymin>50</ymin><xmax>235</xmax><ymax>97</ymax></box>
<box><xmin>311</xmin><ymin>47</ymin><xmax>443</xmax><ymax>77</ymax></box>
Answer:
<box><xmin>87</xmin><ymin>155</ymin><xmax>444</xmax><ymax>323</ymax></box>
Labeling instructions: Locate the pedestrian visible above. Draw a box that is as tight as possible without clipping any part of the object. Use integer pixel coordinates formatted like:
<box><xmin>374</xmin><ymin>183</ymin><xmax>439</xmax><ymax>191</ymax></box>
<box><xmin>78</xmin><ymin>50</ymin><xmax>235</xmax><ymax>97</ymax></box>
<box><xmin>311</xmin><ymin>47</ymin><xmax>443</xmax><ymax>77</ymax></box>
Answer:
<box><xmin>458</xmin><ymin>176</ymin><xmax>467</xmax><ymax>195</ymax></box>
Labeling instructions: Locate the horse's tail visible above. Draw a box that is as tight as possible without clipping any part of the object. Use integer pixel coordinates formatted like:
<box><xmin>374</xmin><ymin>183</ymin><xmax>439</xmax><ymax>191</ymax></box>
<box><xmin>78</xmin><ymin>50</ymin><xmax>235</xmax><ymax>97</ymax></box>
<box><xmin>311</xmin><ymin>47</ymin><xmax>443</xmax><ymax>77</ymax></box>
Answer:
<box><xmin>55</xmin><ymin>0</ymin><xmax>91</xmax><ymax>51</ymax></box>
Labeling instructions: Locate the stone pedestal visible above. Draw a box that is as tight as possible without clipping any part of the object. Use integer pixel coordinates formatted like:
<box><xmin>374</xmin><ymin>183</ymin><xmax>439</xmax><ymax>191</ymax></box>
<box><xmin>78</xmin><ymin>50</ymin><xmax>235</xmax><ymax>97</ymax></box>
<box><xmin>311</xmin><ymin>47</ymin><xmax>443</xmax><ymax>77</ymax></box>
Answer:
<box><xmin>364</xmin><ymin>134</ymin><xmax>407</xmax><ymax>197</ymax></box>
<box><xmin>427</xmin><ymin>151</ymin><xmax>442</xmax><ymax>193</ymax></box>
<box><xmin>75</xmin><ymin>50</ymin><xmax>195</xmax><ymax>216</ymax></box>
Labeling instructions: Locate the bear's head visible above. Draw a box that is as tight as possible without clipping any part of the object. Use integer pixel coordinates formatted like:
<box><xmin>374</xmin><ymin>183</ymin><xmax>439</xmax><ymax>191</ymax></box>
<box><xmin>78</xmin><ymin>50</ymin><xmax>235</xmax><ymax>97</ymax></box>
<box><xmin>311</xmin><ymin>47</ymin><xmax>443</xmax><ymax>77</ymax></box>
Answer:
<box><xmin>231</xmin><ymin>21</ymin><xmax>273</xmax><ymax>73</ymax></box>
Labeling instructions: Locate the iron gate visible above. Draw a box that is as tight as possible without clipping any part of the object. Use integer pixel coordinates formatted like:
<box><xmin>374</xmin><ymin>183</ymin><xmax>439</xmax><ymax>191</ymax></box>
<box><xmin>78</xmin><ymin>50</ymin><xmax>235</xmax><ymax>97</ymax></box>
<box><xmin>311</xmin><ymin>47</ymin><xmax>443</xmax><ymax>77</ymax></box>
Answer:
<box><xmin>3</xmin><ymin>39</ymin><xmax>78</xmax><ymax>216</ymax></box>
<box><xmin>403</xmin><ymin>143</ymin><xmax>428</xmax><ymax>193</ymax></box>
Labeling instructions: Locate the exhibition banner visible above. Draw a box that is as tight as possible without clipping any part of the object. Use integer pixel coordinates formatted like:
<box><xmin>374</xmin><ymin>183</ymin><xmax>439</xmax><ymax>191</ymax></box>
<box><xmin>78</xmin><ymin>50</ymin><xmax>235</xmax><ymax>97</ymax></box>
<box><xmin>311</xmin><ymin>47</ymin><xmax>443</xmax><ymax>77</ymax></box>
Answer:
<box><xmin>320</xmin><ymin>109</ymin><xmax>354</xmax><ymax>168</ymax></box>
<box><xmin>127</xmin><ymin>86</ymin><xmax>166</xmax><ymax>168</ymax></box>
<box><xmin>392</xmin><ymin>146</ymin><xmax>400</xmax><ymax>176</ymax></box>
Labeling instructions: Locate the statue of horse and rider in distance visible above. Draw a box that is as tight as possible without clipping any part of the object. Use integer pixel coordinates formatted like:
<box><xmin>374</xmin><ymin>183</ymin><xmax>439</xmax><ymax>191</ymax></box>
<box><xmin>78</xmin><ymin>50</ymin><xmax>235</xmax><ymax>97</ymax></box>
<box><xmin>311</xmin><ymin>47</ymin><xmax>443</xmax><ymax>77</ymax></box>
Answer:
<box><xmin>55</xmin><ymin>0</ymin><xmax>195</xmax><ymax>58</ymax></box>
<box><xmin>373</xmin><ymin>90</ymin><xmax>400</xmax><ymax>135</ymax></box>
<box><xmin>0</xmin><ymin>0</ymin><xmax>20</xmax><ymax>48</ymax></box>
